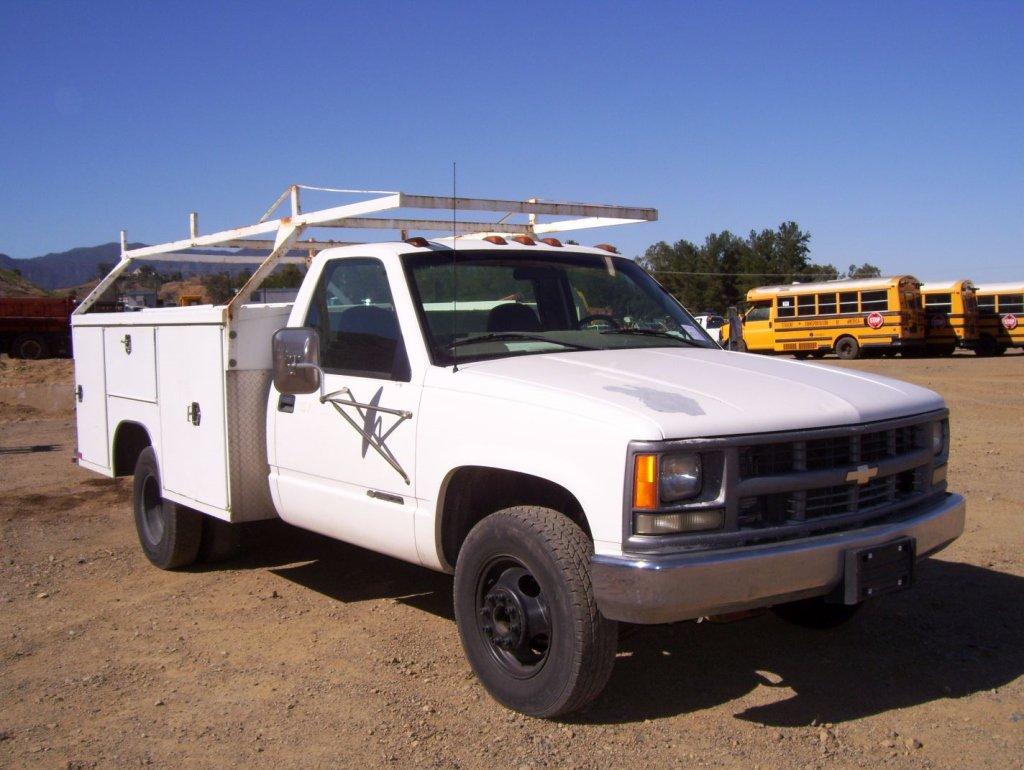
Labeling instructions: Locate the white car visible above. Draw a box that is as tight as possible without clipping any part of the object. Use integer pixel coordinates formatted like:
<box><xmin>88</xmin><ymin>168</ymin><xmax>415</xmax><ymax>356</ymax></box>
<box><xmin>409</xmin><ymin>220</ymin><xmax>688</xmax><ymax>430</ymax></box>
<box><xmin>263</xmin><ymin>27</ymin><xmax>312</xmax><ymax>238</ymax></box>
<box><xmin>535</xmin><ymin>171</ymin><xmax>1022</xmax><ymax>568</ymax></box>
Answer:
<box><xmin>693</xmin><ymin>313</ymin><xmax>727</xmax><ymax>342</ymax></box>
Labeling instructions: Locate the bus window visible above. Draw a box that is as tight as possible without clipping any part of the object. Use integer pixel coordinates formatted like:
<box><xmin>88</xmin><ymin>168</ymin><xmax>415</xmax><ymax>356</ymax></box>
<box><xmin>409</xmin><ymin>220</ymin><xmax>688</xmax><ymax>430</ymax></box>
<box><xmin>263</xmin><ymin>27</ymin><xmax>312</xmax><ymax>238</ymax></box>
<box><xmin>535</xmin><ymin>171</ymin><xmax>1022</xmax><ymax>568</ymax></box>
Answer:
<box><xmin>797</xmin><ymin>295</ymin><xmax>816</xmax><ymax>316</ymax></box>
<box><xmin>746</xmin><ymin>301</ymin><xmax>771</xmax><ymax>321</ymax></box>
<box><xmin>817</xmin><ymin>293</ymin><xmax>837</xmax><ymax>314</ymax></box>
<box><xmin>926</xmin><ymin>293</ymin><xmax>953</xmax><ymax>311</ymax></box>
<box><xmin>998</xmin><ymin>294</ymin><xmax>1024</xmax><ymax>314</ymax></box>
<box><xmin>839</xmin><ymin>292</ymin><xmax>858</xmax><ymax>313</ymax></box>
<box><xmin>777</xmin><ymin>297</ymin><xmax>795</xmax><ymax>318</ymax></box>
<box><xmin>861</xmin><ymin>291</ymin><xmax>888</xmax><ymax>312</ymax></box>
<box><xmin>978</xmin><ymin>295</ymin><xmax>996</xmax><ymax>312</ymax></box>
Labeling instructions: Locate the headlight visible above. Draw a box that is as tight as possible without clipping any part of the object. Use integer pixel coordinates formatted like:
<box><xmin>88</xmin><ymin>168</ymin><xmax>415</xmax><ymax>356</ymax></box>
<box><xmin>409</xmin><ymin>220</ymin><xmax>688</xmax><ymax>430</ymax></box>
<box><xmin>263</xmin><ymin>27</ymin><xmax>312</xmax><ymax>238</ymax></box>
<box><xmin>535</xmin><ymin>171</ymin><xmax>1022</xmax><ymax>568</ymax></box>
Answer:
<box><xmin>660</xmin><ymin>453</ymin><xmax>702</xmax><ymax>501</ymax></box>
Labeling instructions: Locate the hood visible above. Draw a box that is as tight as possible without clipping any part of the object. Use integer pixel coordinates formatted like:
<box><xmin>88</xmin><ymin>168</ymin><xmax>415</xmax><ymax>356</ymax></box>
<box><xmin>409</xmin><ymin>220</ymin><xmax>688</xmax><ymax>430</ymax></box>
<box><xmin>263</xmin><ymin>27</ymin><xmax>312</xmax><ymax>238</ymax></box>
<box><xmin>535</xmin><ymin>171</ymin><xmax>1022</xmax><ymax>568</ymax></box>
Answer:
<box><xmin>435</xmin><ymin>348</ymin><xmax>945</xmax><ymax>440</ymax></box>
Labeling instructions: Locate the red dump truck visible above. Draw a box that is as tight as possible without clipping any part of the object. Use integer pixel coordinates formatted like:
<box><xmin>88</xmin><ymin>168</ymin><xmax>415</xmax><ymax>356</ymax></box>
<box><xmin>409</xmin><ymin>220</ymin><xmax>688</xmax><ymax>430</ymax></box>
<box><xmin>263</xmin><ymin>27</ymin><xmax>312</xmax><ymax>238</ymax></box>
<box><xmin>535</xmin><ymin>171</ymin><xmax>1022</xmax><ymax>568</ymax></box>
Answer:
<box><xmin>0</xmin><ymin>296</ymin><xmax>77</xmax><ymax>358</ymax></box>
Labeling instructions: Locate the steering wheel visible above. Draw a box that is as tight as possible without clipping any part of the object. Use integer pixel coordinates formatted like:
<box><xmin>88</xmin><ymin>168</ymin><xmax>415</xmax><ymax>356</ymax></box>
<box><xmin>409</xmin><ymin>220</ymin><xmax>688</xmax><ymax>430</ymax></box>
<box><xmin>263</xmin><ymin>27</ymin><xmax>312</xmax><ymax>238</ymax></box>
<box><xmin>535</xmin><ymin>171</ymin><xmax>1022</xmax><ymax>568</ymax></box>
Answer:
<box><xmin>576</xmin><ymin>313</ymin><xmax>621</xmax><ymax>331</ymax></box>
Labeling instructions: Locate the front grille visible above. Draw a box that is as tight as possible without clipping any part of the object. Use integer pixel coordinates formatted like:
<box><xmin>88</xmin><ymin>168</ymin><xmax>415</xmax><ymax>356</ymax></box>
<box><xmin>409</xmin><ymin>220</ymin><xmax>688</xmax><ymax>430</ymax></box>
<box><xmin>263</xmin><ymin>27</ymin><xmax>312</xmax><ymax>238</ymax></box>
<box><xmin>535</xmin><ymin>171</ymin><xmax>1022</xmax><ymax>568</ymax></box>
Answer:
<box><xmin>738</xmin><ymin>470</ymin><xmax>921</xmax><ymax>530</ymax></box>
<box><xmin>735</xmin><ymin>421</ymin><xmax>931</xmax><ymax>533</ymax></box>
<box><xmin>740</xmin><ymin>424</ymin><xmax>926</xmax><ymax>477</ymax></box>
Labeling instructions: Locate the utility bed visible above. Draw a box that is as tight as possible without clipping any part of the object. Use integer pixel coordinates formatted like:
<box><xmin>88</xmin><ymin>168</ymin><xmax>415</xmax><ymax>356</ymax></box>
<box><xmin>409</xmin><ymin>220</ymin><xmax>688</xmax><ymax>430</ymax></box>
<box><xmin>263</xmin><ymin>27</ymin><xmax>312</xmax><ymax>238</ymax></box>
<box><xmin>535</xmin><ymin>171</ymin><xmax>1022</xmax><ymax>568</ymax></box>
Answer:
<box><xmin>71</xmin><ymin>303</ymin><xmax>292</xmax><ymax>521</ymax></box>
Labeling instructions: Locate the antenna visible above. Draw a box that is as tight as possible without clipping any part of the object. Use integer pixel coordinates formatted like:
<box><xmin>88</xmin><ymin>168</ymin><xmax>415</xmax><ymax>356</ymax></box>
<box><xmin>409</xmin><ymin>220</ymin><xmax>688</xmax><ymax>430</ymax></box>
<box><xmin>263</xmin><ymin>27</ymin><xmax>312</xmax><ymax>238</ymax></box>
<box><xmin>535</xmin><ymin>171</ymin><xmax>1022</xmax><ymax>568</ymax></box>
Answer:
<box><xmin>452</xmin><ymin>162</ymin><xmax>459</xmax><ymax>372</ymax></box>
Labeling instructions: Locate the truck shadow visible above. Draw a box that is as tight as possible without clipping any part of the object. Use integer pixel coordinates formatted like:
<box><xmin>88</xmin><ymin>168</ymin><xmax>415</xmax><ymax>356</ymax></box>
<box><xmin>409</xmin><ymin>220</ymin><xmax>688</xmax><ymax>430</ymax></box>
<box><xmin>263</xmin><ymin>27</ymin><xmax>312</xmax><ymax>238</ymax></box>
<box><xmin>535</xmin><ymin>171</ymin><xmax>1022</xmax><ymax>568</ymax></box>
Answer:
<box><xmin>575</xmin><ymin>558</ymin><xmax>1024</xmax><ymax>726</ymax></box>
<box><xmin>234</xmin><ymin>525</ymin><xmax>1023</xmax><ymax>727</ymax></box>
<box><xmin>237</xmin><ymin>520</ymin><xmax>455</xmax><ymax>621</ymax></box>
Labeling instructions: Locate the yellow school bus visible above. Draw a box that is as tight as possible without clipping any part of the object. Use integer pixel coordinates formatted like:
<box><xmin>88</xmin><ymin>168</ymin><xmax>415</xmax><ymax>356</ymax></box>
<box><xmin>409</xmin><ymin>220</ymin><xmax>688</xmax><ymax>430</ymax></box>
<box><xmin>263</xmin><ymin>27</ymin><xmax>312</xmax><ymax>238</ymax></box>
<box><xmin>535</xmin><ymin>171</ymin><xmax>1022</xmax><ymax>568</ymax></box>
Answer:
<box><xmin>920</xmin><ymin>280</ymin><xmax>979</xmax><ymax>355</ymax></box>
<box><xmin>973</xmin><ymin>282</ymin><xmax>1024</xmax><ymax>355</ymax></box>
<box><xmin>721</xmin><ymin>276</ymin><xmax>925</xmax><ymax>360</ymax></box>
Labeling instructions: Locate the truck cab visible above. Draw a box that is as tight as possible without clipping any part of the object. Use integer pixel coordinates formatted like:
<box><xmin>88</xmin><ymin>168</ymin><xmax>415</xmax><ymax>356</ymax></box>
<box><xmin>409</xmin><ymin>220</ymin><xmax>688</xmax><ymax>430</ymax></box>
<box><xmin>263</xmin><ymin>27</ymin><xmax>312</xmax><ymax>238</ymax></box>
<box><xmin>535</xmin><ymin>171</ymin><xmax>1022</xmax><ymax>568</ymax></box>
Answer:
<box><xmin>70</xmin><ymin>186</ymin><xmax>966</xmax><ymax>718</ymax></box>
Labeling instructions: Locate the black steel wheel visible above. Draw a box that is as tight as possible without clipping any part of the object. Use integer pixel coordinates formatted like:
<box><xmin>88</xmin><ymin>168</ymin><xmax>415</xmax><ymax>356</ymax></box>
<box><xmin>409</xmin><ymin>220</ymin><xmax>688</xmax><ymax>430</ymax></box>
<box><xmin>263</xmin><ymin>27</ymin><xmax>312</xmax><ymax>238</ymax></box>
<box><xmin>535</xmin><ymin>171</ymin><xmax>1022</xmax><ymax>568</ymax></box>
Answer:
<box><xmin>132</xmin><ymin>447</ymin><xmax>202</xmax><ymax>569</ymax></box>
<box><xmin>454</xmin><ymin>506</ymin><xmax>618</xmax><ymax>718</ymax></box>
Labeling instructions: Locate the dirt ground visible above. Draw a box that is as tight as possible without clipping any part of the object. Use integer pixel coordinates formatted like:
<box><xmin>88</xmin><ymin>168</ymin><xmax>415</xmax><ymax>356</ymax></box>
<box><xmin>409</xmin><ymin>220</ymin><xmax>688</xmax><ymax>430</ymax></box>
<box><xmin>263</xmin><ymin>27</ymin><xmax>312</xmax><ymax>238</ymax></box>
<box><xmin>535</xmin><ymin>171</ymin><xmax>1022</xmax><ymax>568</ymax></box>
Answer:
<box><xmin>1</xmin><ymin>351</ymin><xmax>1022</xmax><ymax>769</ymax></box>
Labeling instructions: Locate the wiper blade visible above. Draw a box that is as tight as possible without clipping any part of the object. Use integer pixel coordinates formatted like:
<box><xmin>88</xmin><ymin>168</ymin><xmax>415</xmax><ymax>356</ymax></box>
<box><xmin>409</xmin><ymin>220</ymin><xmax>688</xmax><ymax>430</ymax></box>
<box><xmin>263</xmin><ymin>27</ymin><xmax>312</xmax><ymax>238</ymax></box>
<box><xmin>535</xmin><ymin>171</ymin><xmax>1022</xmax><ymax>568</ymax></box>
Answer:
<box><xmin>447</xmin><ymin>332</ymin><xmax>592</xmax><ymax>350</ymax></box>
<box><xmin>600</xmin><ymin>328</ymin><xmax>704</xmax><ymax>347</ymax></box>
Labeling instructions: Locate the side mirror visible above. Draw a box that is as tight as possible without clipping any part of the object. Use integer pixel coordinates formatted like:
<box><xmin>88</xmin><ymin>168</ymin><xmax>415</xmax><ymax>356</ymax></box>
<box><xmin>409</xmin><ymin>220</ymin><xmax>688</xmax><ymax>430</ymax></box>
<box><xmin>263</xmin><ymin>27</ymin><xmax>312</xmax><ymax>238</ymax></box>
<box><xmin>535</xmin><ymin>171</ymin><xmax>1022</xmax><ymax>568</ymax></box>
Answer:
<box><xmin>272</xmin><ymin>328</ymin><xmax>321</xmax><ymax>395</ymax></box>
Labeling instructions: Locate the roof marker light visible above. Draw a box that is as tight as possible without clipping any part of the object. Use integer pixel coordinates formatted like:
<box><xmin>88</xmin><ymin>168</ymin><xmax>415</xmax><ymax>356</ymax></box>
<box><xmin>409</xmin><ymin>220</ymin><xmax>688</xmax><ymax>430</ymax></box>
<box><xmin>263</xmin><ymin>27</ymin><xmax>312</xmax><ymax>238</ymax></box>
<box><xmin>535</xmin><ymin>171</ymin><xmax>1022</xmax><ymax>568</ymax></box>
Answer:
<box><xmin>595</xmin><ymin>243</ymin><xmax>619</xmax><ymax>253</ymax></box>
<box><xmin>540</xmin><ymin>238</ymin><xmax>563</xmax><ymax>247</ymax></box>
<box><xmin>483</xmin><ymin>235</ymin><xmax>508</xmax><ymax>245</ymax></box>
<box><xmin>511</xmin><ymin>235</ymin><xmax>536</xmax><ymax>246</ymax></box>
<box><xmin>404</xmin><ymin>237</ymin><xmax>430</xmax><ymax>248</ymax></box>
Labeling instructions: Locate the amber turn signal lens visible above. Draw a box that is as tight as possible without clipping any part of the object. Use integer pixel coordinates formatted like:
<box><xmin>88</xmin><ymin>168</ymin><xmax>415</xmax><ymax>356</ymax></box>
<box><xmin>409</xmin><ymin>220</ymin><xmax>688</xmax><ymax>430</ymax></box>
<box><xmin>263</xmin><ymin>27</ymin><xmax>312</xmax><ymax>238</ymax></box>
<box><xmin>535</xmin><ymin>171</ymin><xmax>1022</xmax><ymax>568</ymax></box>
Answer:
<box><xmin>633</xmin><ymin>454</ymin><xmax>658</xmax><ymax>509</ymax></box>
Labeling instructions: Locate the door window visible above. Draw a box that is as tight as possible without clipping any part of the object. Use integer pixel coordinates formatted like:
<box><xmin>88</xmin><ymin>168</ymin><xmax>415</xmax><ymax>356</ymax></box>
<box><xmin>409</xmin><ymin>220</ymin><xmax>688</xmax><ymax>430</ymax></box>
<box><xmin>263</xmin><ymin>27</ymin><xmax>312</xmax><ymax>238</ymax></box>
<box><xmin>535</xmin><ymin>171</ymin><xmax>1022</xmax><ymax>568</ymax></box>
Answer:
<box><xmin>305</xmin><ymin>258</ymin><xmax>410</xmax><ymax>381</ymax></box>
<box><xmin>746</xmin><ymin>301</ymin><xmax>771</xmax><ymax>321</ymax></box>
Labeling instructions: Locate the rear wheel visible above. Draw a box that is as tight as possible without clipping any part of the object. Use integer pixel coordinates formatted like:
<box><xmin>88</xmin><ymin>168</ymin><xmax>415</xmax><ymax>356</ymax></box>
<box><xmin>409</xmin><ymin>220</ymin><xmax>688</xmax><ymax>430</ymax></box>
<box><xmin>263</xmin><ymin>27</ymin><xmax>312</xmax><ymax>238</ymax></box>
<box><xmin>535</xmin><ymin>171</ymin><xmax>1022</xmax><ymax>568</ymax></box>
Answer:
<box><xmin>10</xmin><ymin>333</ymin><xmax>48</xmax><ymax>360</ymax></box>
<box><xmin>834</xmin><ymin>336</ymin><xmax>860</xmax><ymax>360</ymax></box>
<box><xmin>132</xmin><ymin>447</ymin><xmax>202</xmax><ymax>569</ymax></box>
<box><xmin>772</xmin><ymin>596</ymin><xmax>862</xmax><ymax>629</ymax></box>
<box><xmin>975</xmin><ymin>335</ymin><xmax>996</xmax><ymax>356</ymax></box>
<box><xmin>453</xmin><ymin>506</ymin><xmax>618</xmax><ymax>718</ymax></box>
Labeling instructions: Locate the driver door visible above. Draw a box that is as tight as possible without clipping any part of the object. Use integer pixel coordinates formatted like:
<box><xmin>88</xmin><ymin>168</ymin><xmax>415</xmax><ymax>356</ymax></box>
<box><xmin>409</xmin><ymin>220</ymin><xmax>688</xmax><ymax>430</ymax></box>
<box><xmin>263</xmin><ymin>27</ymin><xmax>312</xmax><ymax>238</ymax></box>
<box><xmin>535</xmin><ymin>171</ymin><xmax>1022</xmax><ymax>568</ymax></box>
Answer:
<box><xmin>742</xmin><ymin>301</ymin><xmax>774</xmax><ymax>351</ymax></box>
<box><xmin>271</xmin><ymin>257</ymin><xmax>422</xmax><ymax>563</ymax></box>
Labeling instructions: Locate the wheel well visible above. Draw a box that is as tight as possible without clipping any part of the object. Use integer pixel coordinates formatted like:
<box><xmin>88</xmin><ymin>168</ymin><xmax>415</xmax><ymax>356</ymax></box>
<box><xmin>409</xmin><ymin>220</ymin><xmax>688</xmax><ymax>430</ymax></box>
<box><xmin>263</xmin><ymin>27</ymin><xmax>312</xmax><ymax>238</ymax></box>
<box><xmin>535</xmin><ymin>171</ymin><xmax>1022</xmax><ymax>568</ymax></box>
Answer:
<box><xmin>438</xmin><ymin>467</ymin><xmax>590</xmax><ymax>570</ymax></box>
<box><xmin>112</xmin><ymin>422</ymin><xmax>152</xmax><ymax>476</ymax></box>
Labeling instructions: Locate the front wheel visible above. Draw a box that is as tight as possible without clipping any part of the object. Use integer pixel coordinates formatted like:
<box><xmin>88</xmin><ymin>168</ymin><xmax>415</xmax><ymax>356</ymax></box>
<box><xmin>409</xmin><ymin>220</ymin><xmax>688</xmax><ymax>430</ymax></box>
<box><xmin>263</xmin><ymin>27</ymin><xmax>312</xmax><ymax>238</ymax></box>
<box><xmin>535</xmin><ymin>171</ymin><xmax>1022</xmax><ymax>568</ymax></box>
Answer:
<box><xmin>454</xmin><ymin>507</ymin><xmax>618</xmax><ymax>718</ymax></box>
<box><xmin>132</xmin><ymin>447</ymin><xmax>202</xmax><ymax>569</ymax></box>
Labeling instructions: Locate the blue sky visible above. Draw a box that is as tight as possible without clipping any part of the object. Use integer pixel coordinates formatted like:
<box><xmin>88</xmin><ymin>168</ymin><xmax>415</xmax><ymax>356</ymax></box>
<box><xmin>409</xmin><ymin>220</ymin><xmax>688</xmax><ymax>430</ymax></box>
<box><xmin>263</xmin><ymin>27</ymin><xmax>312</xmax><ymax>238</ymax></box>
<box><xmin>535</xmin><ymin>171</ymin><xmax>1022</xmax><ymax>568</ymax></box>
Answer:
<box><xmin>1</xmin><ymin>1</ymin><xmax>1021</xmax><ymax>281</ymax></box>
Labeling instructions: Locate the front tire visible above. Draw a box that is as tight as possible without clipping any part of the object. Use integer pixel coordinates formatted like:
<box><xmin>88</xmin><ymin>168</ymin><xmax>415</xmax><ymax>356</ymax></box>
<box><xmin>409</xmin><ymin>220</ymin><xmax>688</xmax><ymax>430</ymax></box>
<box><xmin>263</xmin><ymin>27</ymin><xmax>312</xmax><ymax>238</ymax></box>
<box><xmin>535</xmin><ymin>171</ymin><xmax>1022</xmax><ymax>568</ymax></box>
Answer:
<box><xmin>453</xmin><ymin>507</ymin><xmax>618</xmax><ymax>718</ymax></box>
<box><xmin>132</xmin><ymin>447</ymin><xmax>202</xmax><ymax>569</ymax></box>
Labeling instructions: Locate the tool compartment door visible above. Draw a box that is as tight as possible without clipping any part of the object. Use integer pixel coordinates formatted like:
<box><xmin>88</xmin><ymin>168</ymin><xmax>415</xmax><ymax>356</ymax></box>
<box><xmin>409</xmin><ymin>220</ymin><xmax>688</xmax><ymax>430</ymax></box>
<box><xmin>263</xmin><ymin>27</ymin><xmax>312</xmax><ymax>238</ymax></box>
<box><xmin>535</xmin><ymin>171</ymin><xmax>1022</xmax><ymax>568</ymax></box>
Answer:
<box><xmin>72</xmin><ymin>326</ymin><xmax>109</xmax><ymax>468</ymax></box>
<box><xmin>157</xmin><ymin>325</ymin><xmax>229</xmax><ymax>511</ymax></box>
<box><xmin>103</xmin><ymin>326</ymin><xmax>157</xmax><ymax>402</ymax></box>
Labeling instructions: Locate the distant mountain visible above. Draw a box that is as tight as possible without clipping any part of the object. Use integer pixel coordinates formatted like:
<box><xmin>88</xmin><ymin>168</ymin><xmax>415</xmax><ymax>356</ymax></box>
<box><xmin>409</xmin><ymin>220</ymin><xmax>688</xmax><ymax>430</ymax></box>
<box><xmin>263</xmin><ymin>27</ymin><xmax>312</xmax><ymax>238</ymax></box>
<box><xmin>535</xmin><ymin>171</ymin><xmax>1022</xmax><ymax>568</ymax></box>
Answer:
<box><xmin>0</xmin><ymin>261</ymin><xmax>48</xmax><ymax>297</ymax></box>
<box><xmin>0</xmin><ymin>243</ymin><xmax>141</xmax><ymax>290</ymax></box>
<box><xmin>0</xmin><ymin>243</ymin><xmax>266</xmax><ymax>291</ymax></box>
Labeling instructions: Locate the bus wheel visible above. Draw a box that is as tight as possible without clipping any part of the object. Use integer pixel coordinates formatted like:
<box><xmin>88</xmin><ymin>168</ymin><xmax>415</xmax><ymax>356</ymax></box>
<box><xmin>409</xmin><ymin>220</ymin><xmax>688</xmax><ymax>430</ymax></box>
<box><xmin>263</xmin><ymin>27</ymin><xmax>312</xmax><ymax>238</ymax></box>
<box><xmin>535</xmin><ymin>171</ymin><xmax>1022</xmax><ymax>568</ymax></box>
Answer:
<box><xmin>993</xmin><ymin>344</ymin><xmax>1007</xmax><ymax>356</ymax></box>
<box><xmin>834</xmin><ymin>337</ymin><xmax>860</xmax><ymax>360</ymax></box>
<box><xmin>975</xmin><ymin>335</ymin><xmax>996</xmax><ymax>356</ymax></box>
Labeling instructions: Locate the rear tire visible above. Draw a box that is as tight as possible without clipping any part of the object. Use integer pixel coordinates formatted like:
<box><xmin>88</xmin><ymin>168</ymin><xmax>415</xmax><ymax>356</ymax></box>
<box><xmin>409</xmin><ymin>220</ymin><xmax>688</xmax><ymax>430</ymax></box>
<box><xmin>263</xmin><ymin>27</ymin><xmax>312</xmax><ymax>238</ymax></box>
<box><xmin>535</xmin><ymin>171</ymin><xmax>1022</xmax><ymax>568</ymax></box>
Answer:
<box><xmin>834</xmin><ymin>336</ymin><xmax>860</xmax><ymax>360</ymax></box>
<box><xmin>975</xmin><ymin>335</ymin><xmax>996</xmax><ymax>356</ymax></box>
<box><xmin>132</xmin><ymin>447</ymin><xmax>202</xmax><ymax>569</ymax></box>
<box><xmin>453</xmin><ymin>506</ymin><xmax>618</xmax><ymax>718</ymax></box>
<box><xmin>10</xmin><ymin>333</ymin><xmax>48</xmax><ymax>360</ymax></box>
<box><xmin>772</xmin><ymin>597</ymin><xmax>862</xmax><ymax>629</ymax></box>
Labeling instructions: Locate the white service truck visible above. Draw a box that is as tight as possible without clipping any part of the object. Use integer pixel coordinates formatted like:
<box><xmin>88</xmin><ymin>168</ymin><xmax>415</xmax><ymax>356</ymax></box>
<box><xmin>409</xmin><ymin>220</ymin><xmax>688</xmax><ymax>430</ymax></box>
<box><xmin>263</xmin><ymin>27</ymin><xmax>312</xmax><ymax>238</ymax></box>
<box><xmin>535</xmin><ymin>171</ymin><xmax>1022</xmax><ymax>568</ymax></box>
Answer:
<box><xmin>71</xmin><ymin>187</ymin><xmax>965</xmax><ymax>717</ymax></box>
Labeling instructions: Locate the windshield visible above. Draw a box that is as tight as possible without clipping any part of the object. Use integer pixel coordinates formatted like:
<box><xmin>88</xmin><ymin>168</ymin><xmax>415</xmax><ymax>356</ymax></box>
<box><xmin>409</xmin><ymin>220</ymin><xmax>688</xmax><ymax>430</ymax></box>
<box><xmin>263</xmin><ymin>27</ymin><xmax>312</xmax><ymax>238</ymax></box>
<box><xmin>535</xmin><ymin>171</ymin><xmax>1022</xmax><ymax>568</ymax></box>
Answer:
<box><xmin>403</xmin><ymin>250</ymin><xmax>716</xmax><ymax>365</ymax></box>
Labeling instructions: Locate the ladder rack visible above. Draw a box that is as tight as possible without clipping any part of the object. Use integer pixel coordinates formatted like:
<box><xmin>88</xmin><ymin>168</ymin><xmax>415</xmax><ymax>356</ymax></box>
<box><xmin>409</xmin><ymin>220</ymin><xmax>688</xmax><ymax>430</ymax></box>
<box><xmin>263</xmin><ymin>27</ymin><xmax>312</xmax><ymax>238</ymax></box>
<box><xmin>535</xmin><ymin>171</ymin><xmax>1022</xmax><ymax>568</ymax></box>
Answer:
<box><xmin>75</xmin><ymin>184</ymin><xmax>658</xmax><ymax>317</ymax></box>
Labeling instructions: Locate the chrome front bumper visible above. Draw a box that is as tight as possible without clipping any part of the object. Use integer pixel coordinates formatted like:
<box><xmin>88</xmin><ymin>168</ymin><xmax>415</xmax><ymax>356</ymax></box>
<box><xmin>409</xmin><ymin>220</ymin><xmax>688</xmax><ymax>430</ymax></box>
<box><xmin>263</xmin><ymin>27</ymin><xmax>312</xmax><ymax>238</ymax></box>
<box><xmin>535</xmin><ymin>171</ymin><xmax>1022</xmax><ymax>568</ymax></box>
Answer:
<box><xmin>591</xmin><ymin>493</ymin><xmax>965</xmax><ymax>624</ymax></box>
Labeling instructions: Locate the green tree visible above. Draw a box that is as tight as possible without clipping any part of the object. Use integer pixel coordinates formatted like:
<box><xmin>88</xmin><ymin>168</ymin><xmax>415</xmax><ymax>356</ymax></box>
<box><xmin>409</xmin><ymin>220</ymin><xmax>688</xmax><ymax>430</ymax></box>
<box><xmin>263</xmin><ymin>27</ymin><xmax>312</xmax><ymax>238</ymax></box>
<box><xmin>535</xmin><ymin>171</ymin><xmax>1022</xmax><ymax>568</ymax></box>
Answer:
<box><xmin>846</xmin><ymin>262</ymin><xmax>882</xmax><ymax>278</ymax></box>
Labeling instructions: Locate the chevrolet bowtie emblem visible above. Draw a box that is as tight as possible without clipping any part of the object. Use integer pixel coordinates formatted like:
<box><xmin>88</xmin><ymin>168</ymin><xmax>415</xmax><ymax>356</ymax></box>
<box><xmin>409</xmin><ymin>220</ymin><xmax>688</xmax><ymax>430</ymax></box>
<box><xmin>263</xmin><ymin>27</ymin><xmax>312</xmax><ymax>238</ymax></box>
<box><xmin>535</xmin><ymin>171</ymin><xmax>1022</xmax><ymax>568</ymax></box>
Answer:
<box><xmin>846</xmin><ymin>464</ymin><xmax>878</xmax><ymax>485</ymax></box>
